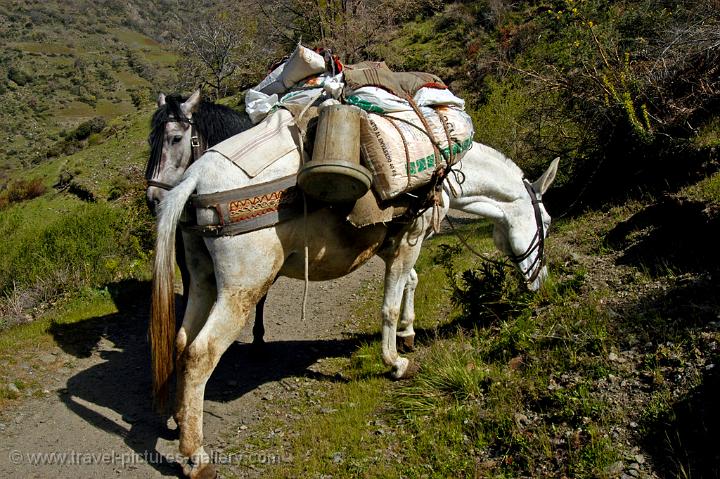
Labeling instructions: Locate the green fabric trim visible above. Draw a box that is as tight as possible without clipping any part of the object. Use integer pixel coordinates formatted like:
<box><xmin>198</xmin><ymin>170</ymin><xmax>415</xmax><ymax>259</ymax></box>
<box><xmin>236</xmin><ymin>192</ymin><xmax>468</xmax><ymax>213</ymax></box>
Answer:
<box><xmin>407</xmin><ymin>138</ymin><xmax>473</xmax><ymax>175</ymax></box>
<box><xmin>345</xmin><ymin>96</ymin><xmax>386</xmax><ymax>114</ymax></box>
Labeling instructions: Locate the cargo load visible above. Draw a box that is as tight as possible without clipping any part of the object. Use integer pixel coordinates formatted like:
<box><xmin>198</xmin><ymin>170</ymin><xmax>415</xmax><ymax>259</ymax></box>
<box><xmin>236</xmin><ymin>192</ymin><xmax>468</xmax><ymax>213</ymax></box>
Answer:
<box><xmin>243</xmin><ymin>45</ymin><xmax>475</xmax><ymax>202</ymax></box>
<box><xmin>360</xmin><ymin>106</ymin><xmax>474</xmax><ymax>200</ymax></box>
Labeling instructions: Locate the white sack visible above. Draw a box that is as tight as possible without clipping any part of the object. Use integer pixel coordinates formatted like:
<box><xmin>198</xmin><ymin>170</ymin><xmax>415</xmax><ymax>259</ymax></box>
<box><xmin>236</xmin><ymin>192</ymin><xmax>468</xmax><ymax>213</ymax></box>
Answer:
<box><xmin>245</xmin><ymin>89</ymin><xmax>279</xmax><ymax>124</ymax></box>
<box><xmin>345</xmin><ymin>86</ymin><xmax>413</xmax><ymax>114</ymax></box>
<box><xmin>414</xmin><ymin>87</ymin><xmax>466</xmax><ymax>109</ymax></box>
<box><xmin>360</xmin><ymin>106</ymin><xmax>475</xmax><ymax>200</ymax></box>
<box><xmin>255</xmin><ymin>63</ymin><xmax>287</xmax><ymax>96</ymax></box>
<box><xmin>280</xmin><ymin>44</ymin><xmax>326</xmax><ymax>88</ymax></box>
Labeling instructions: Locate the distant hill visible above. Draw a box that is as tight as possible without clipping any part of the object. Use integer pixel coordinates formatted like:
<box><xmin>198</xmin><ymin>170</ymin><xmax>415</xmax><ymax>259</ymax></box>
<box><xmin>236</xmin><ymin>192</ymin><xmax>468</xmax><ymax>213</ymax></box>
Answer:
<box><xmin>0</xmin><ymin>0</ymin><xmax>220</xmax><ymax>174</ymax></box>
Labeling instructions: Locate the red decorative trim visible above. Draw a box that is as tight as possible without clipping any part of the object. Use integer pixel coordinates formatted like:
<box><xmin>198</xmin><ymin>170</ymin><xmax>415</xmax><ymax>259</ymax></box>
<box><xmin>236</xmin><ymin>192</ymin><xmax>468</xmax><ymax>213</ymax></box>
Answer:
<box><xmin>227</xmin><ymin>187</ymin><xmax>299</xmax><ymax>223</ymax></box>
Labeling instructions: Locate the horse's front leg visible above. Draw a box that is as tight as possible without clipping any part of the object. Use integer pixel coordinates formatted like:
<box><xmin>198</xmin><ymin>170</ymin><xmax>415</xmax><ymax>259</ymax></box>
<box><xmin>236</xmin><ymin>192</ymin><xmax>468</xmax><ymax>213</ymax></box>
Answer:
<box><xmin>380</xmin><ymin>249</ymin><xmax>422</xmax><ymax>379</ymax></box>
<box><xmin>396</xmin><ymin>268</ymin><xmax>418</xmax><ymax>352</ymax></box>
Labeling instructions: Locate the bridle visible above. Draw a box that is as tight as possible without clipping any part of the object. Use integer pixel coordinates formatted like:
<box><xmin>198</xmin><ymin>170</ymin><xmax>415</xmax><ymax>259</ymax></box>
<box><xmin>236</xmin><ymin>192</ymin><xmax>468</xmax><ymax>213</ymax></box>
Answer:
<box><xmin>146</xmin><ymin>118</ymin><xmax>204</xmax><ymax>191</ymax></box>
<box><xmin>509</xmin><ymin>179</ymin><xmax>546</xmax><ymax>284</ymax></box>
<box><xmin>444</xmin><ymin>166</ymin><xmax>548</xmax><ymax>286</ymax></box>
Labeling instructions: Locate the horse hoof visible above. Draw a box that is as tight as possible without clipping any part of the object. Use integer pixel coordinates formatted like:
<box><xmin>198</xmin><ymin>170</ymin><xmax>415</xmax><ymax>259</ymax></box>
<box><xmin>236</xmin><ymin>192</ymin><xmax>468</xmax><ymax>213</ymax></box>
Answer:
<box><xmin>194</xmin><ymin>464</ymin><xmax>218</xmax><ymax>479</ymax></box>
<box><xmin>390</xmin><ymin>357</ymin><xmax>410</xmax><ymax>380</ymax></box>
<box><xmin>185</xmin><ymin>463</ymin><xmax>217</xmax><ymax>479</ymax></box>
<box><xmin>401</xmin><ymin>360</ymin><xmax>420</xmax><ymax>379</ymax></box>
<box><xmin>397</xmin><ymin>335</ymin><xmax>415</xmax><ymax>353</ymax></box>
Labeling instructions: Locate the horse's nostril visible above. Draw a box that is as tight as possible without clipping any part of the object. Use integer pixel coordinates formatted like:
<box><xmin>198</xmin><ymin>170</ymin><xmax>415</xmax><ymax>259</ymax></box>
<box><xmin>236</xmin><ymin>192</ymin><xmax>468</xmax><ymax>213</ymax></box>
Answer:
<box><xmin>147</xmin><ymin>197</ymin><xmax>160</xmax><ymax>216</ymax></box>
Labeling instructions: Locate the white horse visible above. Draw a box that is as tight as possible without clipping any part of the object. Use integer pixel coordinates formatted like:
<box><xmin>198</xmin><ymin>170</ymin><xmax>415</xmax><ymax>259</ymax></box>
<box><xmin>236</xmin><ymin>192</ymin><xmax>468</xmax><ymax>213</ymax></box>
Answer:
<box><xmin>150</xmin><ymin>106</ymin><xmax>559</xmax><ymax>476</ymax></box>
<box><xmin>146</xmin><ymin>91</ymin><xmax>273</xmax><ymax>345</ymax></box>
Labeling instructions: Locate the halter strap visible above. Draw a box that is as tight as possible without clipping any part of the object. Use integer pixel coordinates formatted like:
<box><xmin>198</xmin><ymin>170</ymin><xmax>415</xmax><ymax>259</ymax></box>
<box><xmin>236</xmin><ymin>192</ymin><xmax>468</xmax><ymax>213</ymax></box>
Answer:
<box><xmin>145</xmin><ymin>119</ymin><xmax>204</xmax><ymax>190</ymax></box>
<box><xmin>146</xmin><ymin>180</ymin><xmax>176</xmax><ymax>191</ymax></box>
<box><xmin>510</xmin><ymin>179</ymin><xmax>546</xmax><ymax>284</ymax></box>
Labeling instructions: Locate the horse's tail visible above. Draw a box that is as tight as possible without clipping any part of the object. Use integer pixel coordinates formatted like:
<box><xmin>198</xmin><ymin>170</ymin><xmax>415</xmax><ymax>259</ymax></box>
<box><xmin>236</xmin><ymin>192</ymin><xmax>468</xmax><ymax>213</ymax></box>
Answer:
<box><xmin>150</xmin><ymin>175</ymin><xmax>198</xmax><ymax>413</ymax></box>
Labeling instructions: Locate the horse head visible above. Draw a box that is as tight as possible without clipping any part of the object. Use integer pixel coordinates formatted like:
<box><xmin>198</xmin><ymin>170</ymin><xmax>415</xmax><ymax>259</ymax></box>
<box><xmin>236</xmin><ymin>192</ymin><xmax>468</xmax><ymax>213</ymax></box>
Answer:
<box><xmin>145</xmin><ymin>90</ymin><xmax>202</xmax><ymax>214</ymax></box>
<box><xmin>145</xmin><ymin>90</ymin><xmax>254</xmax><ymax>214</ymax></box>
<box><xmin>492</xmin><ymin>158</ymin><xmax>559</xmax><ymax>290</ymax></box>
<box><xmin>449</xmin><ymin>150</ymin><xmax>559</xmax><ymax>291</ymax></box>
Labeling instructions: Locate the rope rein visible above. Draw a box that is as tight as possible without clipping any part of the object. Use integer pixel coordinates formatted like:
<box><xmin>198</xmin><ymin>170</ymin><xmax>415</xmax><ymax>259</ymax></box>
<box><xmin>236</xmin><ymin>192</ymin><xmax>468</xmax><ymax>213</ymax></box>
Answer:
<box><xmin>444</xmin><ymin>214</ymin><xmax>508</xmax><ymax>267</ymax></box>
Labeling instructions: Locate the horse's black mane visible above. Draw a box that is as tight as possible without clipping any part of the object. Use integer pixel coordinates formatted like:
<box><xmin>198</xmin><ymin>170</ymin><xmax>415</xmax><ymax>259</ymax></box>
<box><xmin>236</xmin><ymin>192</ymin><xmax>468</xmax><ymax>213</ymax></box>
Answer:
<box><xmin>146</xmin><ymin>94</ymin><xmax>252</xmax><ymax>180</ymax></box>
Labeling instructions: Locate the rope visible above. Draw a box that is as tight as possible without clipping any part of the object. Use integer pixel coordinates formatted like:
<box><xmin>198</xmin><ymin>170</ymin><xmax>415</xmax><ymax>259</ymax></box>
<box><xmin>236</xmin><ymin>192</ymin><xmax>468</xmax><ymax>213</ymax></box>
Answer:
<box><xmin>302</xmin><ymin>191</ymin><xmax>309</xmax><ymax>321</ymax></box>
<box><xmin>291</xmin><ymin>88</ymin><xmax>324</xmax><ymax>321</ymax></box>
<box><xmin>385</xmin><ymin>116</ymin><xmax>413</xmax><ymax>191</ymax></box>
<box><xmin>444</xmin><ymin>214</ymin><xmax>507</xmax><ymax>267</ymax></box>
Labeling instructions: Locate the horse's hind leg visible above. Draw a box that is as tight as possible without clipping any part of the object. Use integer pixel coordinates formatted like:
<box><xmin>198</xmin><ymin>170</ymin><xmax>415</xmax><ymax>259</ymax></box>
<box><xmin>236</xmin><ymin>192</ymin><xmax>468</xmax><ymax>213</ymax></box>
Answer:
<box><xmin>175</xmin><ymin>233</ymin><xmax>216</xmax><ymax>427</ymax></box>
<box><xmin>397</xmin><ymin>268</ymin><xmax>418</xmax><ymax>352</ymax></box>
<box><xmin>176</xmin><ymin>231</ymin><xmax>191</xmax><ymax>322</ymax></box>
<box><xmin>176</xmin><ymin>290</ymin><xmax>255</xmax><ymax>478</ymax></box>
<box><xmin>176</xmin><ymin>233</ymin><xmax>282</xmax><ymax>478</ymax></box>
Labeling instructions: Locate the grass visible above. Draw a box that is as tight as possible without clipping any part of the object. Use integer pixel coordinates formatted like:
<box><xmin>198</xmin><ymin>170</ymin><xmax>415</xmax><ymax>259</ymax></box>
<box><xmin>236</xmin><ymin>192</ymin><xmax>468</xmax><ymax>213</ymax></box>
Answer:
<box><xmin>0</xmin><ymin>130</ymin><xmax>154</xmax><ymax>328</ymax></box>
<box><xmin>680</xmin><ymin>170</ymin><xmax>720</xmax><ymax>208</ymax></box>
<box><xmin>11</xmin><ymin>41</ymin><xmax>75</xmax><ymax>55</ymax></box>
<box><xmin>236</xmin><ymin>187</ymin><xmax>720</xmax><ymax>478</ymax></box>
<box><xmin>115</xmin><ymin>69</ymin><xmax>149</xmax><ymax>88</ymax></box>
<box><xmin>0</xmin><ymin>288</ymin><xmax>116</xmax><ymax>358</ymax></box>
<box><xmin>0</xmin><ymin>4</ymin><xmax>180</xmax><ymax>170</ymax></box>
<box><xmin>107</xmin><ymin>27</ymin><xmax>163</xmax><ymax>49</ymax></box>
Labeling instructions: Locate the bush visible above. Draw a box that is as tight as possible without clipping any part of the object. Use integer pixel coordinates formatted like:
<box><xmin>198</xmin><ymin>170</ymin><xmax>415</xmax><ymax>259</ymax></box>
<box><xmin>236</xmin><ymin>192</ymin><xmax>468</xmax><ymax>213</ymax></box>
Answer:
<box><xmin>72</xmin><ymin>116</ymin><xmax>106</xmax><ymax>140</ymax></box>
<box><xmin>0</xmin><ymin>199</ymin><xmax>151</xmax><ymax>301</ymax></box>
<box><xmin>0</xmin><ymin>178</ymin><xmax>46</xmax><ymax>208</ymax></box>
<box><xmin>7</xmin><ymin>65</ymin><xmax>31</xmax><ymax>86</ymax></box>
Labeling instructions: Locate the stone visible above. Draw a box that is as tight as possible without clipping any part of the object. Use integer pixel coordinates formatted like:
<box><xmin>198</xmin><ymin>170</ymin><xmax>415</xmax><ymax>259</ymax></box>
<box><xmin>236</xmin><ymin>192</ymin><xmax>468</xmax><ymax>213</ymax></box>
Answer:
<box><xmin>6</xmin><ymin>383</ymin><xmax>20</xmax><ymax>394</ymax></box>
<box><xmin>38</xmin><ymin>353</ymin><xmax>56</xmax><ymax>364</ymax></box>
<box><xmin>606</xmin><ymin>461</ymin><xmax>624</xmax><ymax>475</ymax></box>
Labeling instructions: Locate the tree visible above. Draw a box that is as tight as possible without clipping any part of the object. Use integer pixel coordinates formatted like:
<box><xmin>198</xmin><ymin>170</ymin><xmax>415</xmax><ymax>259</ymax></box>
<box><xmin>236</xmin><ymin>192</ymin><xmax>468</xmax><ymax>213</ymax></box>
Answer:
<box><xmin>176</xmin><ymin>6</ymin><xmax>265</xmax><ymax>99</ymax></box>
<box><xmin>260</xmin><ymin>0</ymin><xmax>442</xmax><ymax>64</ymax></box>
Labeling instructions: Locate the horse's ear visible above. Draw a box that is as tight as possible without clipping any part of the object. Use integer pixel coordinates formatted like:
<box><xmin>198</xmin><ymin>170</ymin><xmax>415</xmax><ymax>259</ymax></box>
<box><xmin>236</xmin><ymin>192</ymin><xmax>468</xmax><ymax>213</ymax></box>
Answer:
<box><xmin>532</xmin><ymin>157</ymin><xmax>560</xmax><ymax>196</ymax></box>
<box><xmin>182</xmin><ymin>90</ymin><xmax>202</xmax><ymax>116</ymax></box>
<box><xmin>157</xmin><ymin>93</ymin><xmax>166</xmax><ymax>107</ymax></box>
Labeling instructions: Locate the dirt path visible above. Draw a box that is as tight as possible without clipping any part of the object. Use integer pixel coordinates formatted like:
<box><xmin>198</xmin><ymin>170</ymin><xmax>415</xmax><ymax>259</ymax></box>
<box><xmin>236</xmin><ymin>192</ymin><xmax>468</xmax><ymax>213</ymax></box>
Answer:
<box><xmin>0</xmin><ymin>257</ymin><xmax>384</xmax><ymax>478</ymax></box>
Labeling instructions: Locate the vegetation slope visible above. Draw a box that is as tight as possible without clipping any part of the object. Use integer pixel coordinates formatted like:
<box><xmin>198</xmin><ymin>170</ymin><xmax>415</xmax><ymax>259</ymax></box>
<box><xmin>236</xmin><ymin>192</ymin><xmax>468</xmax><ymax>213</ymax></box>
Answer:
<box><xmin>1</xmin><ymin>1</ymin><xmax>719</xmax><ymax>477</ymax></box>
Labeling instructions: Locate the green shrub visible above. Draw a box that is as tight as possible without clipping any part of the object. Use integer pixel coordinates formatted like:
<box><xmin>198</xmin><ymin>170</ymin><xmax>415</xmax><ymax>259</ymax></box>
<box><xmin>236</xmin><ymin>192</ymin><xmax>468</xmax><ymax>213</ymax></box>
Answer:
<box><xmin>7</xmin><ymin>65</ymin><xmax>31</xmax><ymax>86</ymax></box>
<box><xmin>0</xmin><ymin>198</ymin><xmax>150</xmax><ymax>299</ymax></box>
<box><xmin>2</xmin><ymin>178</ymin><xmax>46</xmax><ymax>205</ymax></box>
<box><xmin>87</xmin><ymin>133</ymin><xmax>102</xmax><ymax>146</ymax></box>
<box><xmin>72</xmin><ymin>117</ymin><xmax>106</xmax><ymax>140</ymax></box>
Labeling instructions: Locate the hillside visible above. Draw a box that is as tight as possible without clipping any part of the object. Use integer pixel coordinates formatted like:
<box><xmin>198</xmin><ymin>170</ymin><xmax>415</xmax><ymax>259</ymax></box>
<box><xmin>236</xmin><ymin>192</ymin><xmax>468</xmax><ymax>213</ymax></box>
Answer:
<box><xmin>0</xmin><ymin>0</ymin><xmax>190</xmax><ymax>172</ymax></box>
<box><xmin>0</xmin><ymin>1</ymin><xmax>719</xmax><ymax>477</ymax></box>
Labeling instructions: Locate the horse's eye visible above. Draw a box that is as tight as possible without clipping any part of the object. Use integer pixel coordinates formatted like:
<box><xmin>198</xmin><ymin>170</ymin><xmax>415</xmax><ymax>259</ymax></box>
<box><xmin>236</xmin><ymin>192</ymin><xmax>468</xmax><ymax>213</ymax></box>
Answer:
<box><xmin>171</xmin><ymin>135</ymin><xmax>183</xmax><ymax>145</ymax></box>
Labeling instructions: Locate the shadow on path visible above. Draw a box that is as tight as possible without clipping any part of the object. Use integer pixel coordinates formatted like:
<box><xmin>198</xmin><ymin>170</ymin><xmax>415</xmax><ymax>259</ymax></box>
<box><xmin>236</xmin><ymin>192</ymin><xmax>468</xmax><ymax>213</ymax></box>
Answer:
<box><xmin>48</xmin><ymin>279</ymin><xmax>369</xmax><ymax>476</ymax></box>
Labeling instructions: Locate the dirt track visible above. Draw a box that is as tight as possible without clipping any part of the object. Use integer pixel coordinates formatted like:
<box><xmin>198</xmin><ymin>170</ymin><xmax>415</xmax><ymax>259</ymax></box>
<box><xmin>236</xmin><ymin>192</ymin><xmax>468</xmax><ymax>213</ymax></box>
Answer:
<box><xmin>0</xmin><ymin>257</ymin><xmax>384</xmax><ymax>478</ymax></box>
